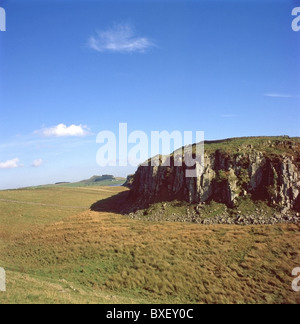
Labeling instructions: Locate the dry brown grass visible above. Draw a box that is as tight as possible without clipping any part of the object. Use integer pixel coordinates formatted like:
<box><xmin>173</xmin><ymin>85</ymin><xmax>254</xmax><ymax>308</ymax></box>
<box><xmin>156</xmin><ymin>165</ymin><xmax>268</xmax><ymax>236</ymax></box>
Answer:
<box><xmin>1</xmin><ymin>269</ymin><xmax>146</xmax><ymax>304</ymax></box>
<box><xmin>1</xmin><ymin>186</ymin><xmax>300</xmax><ymax>304</ymax></box>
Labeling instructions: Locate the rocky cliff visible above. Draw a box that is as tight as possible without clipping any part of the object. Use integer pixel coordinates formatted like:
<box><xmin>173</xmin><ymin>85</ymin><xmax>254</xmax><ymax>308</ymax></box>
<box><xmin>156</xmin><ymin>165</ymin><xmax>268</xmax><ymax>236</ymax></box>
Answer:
<box><xmin>123</xmin><ymin>174</ymin><xmax>135</xmax><ymax>189</ymax></box>
<box><xmin>129</xmin><ymin>137</ymin><xmax>300</xmax><ymax>213</ymax></box>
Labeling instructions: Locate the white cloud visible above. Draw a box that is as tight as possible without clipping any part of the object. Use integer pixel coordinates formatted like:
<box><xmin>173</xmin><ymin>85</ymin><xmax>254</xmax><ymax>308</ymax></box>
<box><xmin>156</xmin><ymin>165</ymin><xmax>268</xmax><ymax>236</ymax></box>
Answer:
<box><xmin>0</xmin><ymin>158</ymin><xmax>22</xmax><ymax>169</ymax></box>
<box><xmin>32</xmin><ymin>159</ymin><xmax>43</xmax><ymax>168</ymax></box>
<box><xmin>88</xmin><ymin>24</ymin><xmax>154</xmax><ymax>53</ymax></box>
<box><xmin>264</xmin><ymin>93</ymin><xmax>295</xmax><ymax>98</ymax></box>
<box><xmin>38</xmin><ymin>124</ymin><xmax>90</xmax><ymax>137</ymax></box>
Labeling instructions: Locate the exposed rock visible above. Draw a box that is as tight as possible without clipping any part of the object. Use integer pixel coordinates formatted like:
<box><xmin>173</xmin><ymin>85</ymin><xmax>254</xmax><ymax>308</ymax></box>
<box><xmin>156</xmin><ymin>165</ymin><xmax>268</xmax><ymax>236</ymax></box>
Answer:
<box><xmin>126</xmin><ymin>200</ymin><xmax>299</xmax><ymax>225</ymax></box>
<box><xmin>123</xmin><ymin>174</ymin><xmax>135</xmax><ymax>189</ymax></box>
<box><xmin>129</xmin><ymin>137</ymin><xmax>300</xmax><ymax>213</ymax></box>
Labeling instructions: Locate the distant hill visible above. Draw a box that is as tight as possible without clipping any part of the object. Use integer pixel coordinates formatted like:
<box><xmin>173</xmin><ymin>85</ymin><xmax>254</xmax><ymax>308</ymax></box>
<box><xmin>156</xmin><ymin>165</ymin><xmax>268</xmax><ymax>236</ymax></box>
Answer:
<box><xmin>55</xmin><ymin>175</ymin><xmax>126</xmax><ymax>188</ymax></box>
<box><xmin>22</xmin><ymin>175</ymin><xmax>126</xmax><ymax>189</ymax></box>
<box><xmin>62</xmin><ymin>174</ymin><xmax>126</xmax><ymax>187</ymax></box>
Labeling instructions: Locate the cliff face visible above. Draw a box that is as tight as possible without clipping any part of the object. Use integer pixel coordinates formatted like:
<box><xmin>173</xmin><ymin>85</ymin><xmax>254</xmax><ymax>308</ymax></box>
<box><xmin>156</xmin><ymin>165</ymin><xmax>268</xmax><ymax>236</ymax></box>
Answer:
<box><xmin>130</xmin><ymin>138</ymin><xmax>300</xmax><ymax>212</ymax></box>
<box><xmin>123</xmin><ymin>174</ymin><xmax>135</xmax><ymax>189</ymax></box>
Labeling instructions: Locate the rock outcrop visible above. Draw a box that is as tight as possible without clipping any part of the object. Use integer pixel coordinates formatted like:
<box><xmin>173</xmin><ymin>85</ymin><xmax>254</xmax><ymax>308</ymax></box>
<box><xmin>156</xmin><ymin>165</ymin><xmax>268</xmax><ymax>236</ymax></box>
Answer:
<box><xmin>129</xmin><ymin>137</ymin><xmax>300</xmax><ymax>212</ymax></box>
<box><xmin>123</xmin><ymin>174</ymin><xmax>135</xmax><ymax>189</ymax></box>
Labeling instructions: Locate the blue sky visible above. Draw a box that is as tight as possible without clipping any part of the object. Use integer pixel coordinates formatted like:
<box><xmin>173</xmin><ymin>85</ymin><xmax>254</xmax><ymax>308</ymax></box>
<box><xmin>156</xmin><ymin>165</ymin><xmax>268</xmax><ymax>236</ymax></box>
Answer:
<box><xmin>0</xmin><ymin>0</ymin><xmax>299</xmax><ymax>189</ymax></box>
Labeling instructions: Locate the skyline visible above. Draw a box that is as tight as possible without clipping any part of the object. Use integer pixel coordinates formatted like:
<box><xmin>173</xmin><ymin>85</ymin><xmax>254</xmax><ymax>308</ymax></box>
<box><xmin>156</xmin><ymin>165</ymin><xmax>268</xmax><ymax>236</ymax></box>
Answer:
<box><xmin>0</xmin><ymin>0</ymin><xmax>300</xmax><ymax>189</ymax></box>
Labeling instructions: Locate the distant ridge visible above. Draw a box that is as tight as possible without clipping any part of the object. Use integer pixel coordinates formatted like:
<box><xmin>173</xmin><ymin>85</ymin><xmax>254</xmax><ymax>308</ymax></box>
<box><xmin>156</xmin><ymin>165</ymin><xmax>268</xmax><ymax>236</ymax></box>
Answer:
<box><xmin>55</xmin><ymin>175</ymin><xmax>126</xmax><ymax>188</ymax></box>
<box><xmin>22</xmin><ymin>175</ymin><xmax>126</xmax><ymax>189</ymax></box>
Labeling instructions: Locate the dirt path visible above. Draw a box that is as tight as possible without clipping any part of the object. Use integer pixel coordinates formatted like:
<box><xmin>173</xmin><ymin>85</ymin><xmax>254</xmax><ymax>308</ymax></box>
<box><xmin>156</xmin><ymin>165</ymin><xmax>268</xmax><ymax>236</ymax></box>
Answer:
<box><xmin>0</xmin><ymin>199</ymin><xmax>88</xmax><ymax>209</ymax></box>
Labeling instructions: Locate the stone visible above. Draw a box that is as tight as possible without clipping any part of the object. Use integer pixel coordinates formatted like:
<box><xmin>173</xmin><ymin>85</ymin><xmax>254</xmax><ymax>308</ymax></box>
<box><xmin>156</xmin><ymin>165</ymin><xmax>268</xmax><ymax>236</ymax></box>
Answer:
<box><xmin>128</xmin><ymin>139</ymin><xmax>300</xmax><ymax>221</ymax></box>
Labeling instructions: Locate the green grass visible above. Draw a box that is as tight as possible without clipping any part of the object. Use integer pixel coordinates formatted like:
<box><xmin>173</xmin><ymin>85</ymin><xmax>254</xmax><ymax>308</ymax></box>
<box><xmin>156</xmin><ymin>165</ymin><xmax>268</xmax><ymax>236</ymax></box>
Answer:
<box><xmin>58</xmin><ymin>180</ymin><xmax>125</xmax><ymax>188</ymax></box>
<box><xmin>130</xmin><ymin>198</ymin><xmax>276</xmax><ymax>222</ymax></box>
<box><xmin>201</xmin><ymin>136</ymin><xmax>300</xmax><ymax>156</ymax></box>
<box><xmin>22</xmin><ymin>180</ymin><xmax>125</xmax><ymax>190</ymax></box>
<box><xmin>142</xmin><ymin>200</ymin><xmax>229</xmax><ymax>220</ymax></box>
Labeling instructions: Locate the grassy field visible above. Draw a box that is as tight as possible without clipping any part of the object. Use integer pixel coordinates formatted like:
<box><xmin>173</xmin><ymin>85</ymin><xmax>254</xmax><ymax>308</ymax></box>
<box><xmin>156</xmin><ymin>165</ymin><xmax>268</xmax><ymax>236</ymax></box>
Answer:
<box><xmin>0</xmin><ymin>186</ymin><xmax>300</xmax><ymax>304</ymax></box>
<box><xmin>21</xmin><ymin>179</ymin><xmax>125</xmax><ymax>190</ymax></box>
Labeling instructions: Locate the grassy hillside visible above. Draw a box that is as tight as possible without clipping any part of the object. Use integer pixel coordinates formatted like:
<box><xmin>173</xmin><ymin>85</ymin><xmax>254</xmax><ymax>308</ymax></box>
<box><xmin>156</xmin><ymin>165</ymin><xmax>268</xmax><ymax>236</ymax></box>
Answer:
<box><xmin>63</xmin><ymin>175</ymin><xmax>126</xmax><ymax>187</ymax></box>
<box><xmin>0</xmin><ymin>186</ymin><xmax>125</xmax><ymax>236</ymax></box>
<box><xmin>21</xmin><ymin>175</ymin><xmax>126</xmax><ymax>190</ymax></box>
<box><xmin>199</xmin><ymin>136</ymin><xmax>300</xmax><ymax>156</ymax></box>
<box><xmin>0</xmin><ymin>186</ymin><xmax>300</xmax><ymax>304</ymax></box>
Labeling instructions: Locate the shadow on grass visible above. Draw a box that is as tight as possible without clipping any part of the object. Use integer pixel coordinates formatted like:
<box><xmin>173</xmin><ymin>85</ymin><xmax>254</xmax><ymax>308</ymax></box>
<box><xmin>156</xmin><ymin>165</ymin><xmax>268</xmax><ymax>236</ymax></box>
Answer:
<box><xmin>90</xmin><ymin>190</ymin><xmax>143</xmax><ymax>215</ymax></box>
<box><xmin>90</xmin><ymin>189</ymin><xmax>184</xmax><ymax>215</ymax></box>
